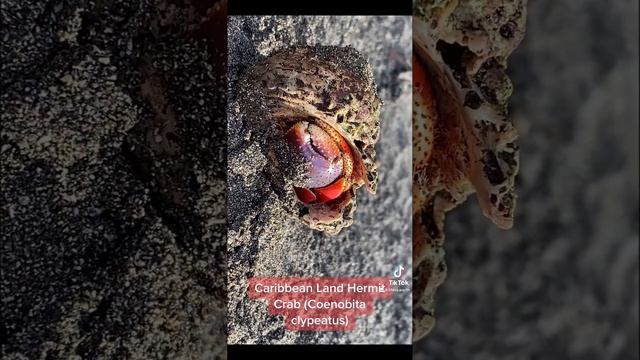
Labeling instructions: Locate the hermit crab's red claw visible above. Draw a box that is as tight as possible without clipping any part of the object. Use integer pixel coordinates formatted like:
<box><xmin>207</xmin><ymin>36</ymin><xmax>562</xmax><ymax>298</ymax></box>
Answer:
<box><xmin>293</xmin><ymin>187</ymin><xmax>317</xmax><ymax>203</ymax></box>
<box><xmin>314</xmin><ymin>177</ymin><xmax>347</xmax><ymax>202</ymax></box>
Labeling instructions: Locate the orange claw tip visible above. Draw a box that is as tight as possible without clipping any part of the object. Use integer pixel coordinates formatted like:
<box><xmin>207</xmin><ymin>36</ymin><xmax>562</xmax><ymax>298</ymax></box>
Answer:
<box><xmin>314</xmin><ymin>177</ymin><xmax>346</xmax><ymax>203</ymax></box>
<box><xmin>294</xmin><ymin>187</ymin><xmax>317</xmax><ymax>203</ymax></box>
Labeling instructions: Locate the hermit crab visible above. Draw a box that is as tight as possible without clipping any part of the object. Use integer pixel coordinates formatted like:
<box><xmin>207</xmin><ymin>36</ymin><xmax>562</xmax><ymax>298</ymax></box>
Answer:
<box><xmin>234</xmin><ymin>46</ymin><xmax>381</xmax><ymax>235</ymax></box>
<box><xmin>412</xmin><ymin>0</ymin><xmax>527</xmax><ymax>340</ymax></box>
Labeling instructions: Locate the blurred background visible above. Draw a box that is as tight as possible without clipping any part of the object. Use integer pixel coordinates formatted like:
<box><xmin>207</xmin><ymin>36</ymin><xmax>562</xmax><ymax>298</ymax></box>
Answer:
<box><xmin>2</xmin><ymin>0</ymin><xmax>637</xmax><ymax>357</ymax></box>
<box><xmin>415</xmin><ymin>0</ymin><xmax>639</xmax><ymax>359</ymax></box>
<box><xmin>1</xmin><ymin>1</ymin><xmax>228</xmax><ymax>358</ymax></box>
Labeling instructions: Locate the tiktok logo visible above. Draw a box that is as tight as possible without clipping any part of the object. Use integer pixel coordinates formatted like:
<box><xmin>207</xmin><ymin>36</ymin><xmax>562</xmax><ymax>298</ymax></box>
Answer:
<box><xmin>389</xmin><ymin>265</ymin><xmax>410</xmax><ymax>290</ymax></box>
<box><xmin>393</xmin><ymin>265</ymin><xmax>405</xmax><ymax>278</ymax></box>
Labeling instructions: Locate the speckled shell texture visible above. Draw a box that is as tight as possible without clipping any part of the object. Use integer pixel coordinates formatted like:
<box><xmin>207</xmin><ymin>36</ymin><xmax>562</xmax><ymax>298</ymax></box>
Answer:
<box><xmin>412</xmin><ymin>0</ymin><xmax>527</xmax><ymax>340</ymax></box>
<box><xmin>236</xmin><ymin>46</ymin><xmax>381</xmax><ymax>235</ymax></box>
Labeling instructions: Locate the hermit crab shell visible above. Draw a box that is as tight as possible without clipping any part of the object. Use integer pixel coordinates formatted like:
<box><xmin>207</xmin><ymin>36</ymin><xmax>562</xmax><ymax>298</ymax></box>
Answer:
<box><xmin>236</xmin><ymin>46</ymin><xmax>381</xmax><ymax>235</ymax></box>
<box><xmin>412</xmin><ymin>0</ymin><xmax>527</xmax><ymax>340</ymax></box>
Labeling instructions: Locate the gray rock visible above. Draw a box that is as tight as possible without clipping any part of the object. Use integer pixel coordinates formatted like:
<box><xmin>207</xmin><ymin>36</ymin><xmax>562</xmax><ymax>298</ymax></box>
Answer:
<box><xmin>1</xmin><ymin>1</ymin><xmax>227</xmax><ymax>358</ymax></box>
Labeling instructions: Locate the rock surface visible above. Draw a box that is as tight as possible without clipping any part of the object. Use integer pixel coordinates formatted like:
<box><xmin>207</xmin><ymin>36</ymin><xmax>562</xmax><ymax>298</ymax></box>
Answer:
<box><xmin>1</xmin><ymin>1</ymin><xmax>227</xmax><ymax>358</ymax></box>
